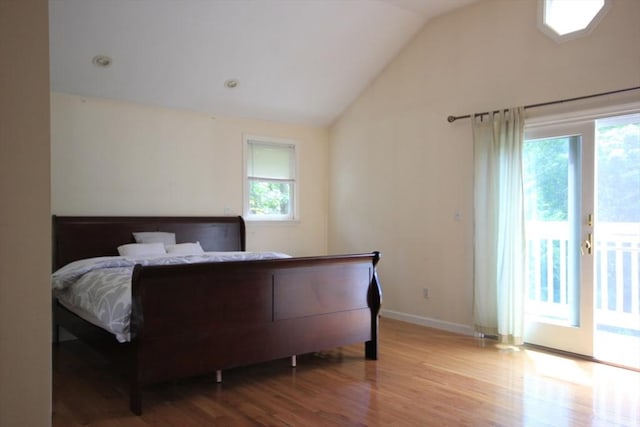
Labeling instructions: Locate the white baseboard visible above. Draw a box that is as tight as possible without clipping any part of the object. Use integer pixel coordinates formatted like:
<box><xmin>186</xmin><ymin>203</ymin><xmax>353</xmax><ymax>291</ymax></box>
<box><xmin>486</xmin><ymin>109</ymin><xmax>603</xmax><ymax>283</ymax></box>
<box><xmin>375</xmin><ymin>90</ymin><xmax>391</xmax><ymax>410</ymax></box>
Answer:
<box><xmin>380</xmin><ymin>309</ymin><xmax>475</xmax><ymax>336</ymax></box>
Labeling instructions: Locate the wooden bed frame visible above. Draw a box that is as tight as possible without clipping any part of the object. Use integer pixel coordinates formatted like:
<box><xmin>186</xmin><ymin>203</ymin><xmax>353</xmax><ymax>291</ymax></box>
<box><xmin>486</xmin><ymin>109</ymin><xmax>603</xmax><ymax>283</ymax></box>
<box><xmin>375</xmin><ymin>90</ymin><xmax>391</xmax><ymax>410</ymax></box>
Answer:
<box><xmin>52</xmin><ymin>215</ymin><xmax>382</xmax><ymax>415</ymax></box>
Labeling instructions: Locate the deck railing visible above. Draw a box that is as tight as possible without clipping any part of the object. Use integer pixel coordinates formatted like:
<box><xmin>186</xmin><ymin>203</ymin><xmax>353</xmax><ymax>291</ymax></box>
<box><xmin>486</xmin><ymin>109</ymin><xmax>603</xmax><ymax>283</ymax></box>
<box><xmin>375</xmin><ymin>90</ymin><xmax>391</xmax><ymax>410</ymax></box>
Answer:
<box><xmin>526</xmin><ymin>221</ymin><xmax>640</xmax><ymax>333</ymax></box>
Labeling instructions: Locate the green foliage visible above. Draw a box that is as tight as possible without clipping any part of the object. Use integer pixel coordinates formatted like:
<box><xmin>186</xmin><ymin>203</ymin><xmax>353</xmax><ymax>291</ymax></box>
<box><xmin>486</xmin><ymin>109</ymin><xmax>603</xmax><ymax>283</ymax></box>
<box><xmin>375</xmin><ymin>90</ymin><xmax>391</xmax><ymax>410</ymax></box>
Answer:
<box><xmin>596</xmin><ymin>122</ymin><xmax>640</xmax><ymax>222</ymax></box>
<box><xmin>524</xmin><ymin>119</ymin><xmax>639</xmax><ymax>222</ymax></box>
<box><xmin>524</xmin><ymin>137</ymin><xmax>570</xmax><ymax>221</ymax></box>
<box><xmin>249</xmin><ymin>181</ymin><xmax>291</xmax><ymax>216</ymax></box>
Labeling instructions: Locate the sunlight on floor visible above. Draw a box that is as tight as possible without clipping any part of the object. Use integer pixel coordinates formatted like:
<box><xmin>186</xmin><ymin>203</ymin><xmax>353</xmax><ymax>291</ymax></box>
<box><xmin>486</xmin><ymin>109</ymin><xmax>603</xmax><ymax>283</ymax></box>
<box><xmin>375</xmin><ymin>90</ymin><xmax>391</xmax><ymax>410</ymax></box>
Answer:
<box><xmin>524</xmin><ymin>348</ymin><xmax>640</xmax><ymax>426</ymax></box>
<box><xmin>525</xmin><ymin>349</ymin><xmax>592</xmax><ymax>386</ymax></box>
<box><xmin>595</xmin><ymin>329</ymin><xmax>640</xmax><ymax>370</ymax></box>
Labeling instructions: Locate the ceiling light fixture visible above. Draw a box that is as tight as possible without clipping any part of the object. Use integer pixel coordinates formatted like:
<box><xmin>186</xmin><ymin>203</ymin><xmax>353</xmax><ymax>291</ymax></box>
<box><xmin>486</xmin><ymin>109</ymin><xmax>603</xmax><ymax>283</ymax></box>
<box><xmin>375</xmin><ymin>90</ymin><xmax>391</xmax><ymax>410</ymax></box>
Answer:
<box><xmin>224</xmin><ymin>79</ymin><xmax>239</xmax><ymax>89</ymax></box>
<box><xmin>92</xmin><ymin>55</ymin><xmax>112</xmax><ymax>68</ymax></box>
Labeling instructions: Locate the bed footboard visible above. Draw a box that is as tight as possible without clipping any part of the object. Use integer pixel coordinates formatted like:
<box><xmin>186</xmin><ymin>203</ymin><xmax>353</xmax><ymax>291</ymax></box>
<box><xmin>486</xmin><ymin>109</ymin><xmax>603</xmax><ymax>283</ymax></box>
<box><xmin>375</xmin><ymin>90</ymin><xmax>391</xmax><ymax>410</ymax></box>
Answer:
<box><xmin>129</xmin><ymin>252</ymin><xmax>381</xmax><ymax>414</ymax></box>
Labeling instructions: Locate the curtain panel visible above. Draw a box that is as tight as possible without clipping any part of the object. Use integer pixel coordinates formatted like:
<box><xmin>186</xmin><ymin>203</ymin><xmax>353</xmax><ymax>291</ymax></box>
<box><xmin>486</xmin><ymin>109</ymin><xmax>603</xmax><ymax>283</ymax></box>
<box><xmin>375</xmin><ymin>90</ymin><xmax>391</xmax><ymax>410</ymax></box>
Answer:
<box><xmin>472</xmin><ymin>107</ymin><xmax>526</xmax><ymax>345</ymax></box>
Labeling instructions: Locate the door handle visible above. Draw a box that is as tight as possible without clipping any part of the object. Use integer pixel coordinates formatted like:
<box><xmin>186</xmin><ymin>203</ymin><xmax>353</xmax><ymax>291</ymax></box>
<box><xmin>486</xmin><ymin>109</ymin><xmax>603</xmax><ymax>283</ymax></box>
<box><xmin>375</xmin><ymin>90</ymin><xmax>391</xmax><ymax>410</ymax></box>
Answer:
<box><xmin>584</xmin><ymin>233</ymin><xmax>593</xmax><ymax>255</ymax></box>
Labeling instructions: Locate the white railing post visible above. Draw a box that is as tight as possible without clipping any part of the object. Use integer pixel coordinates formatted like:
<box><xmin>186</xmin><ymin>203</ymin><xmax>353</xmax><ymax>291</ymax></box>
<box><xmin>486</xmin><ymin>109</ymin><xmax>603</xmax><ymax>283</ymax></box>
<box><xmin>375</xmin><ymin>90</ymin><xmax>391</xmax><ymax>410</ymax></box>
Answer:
<box><xmin>632</xmin><ymin>241</ymin><xmax>639</xmax><ymax>318</ymax></box>
<box><xmin>527</xmin><ymin>220</ymin><xmax>639</xmax><ymax>333</ymax></box>
<box><xmin>595</xmin><ymin>223</ymin><xmax>640</xmax><ymax>331</ymax></box>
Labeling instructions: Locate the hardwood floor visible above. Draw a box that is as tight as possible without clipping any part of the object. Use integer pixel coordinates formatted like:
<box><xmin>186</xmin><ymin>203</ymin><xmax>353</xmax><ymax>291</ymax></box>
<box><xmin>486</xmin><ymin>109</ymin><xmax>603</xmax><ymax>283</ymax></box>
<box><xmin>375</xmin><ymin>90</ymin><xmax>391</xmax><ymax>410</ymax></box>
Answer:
<box><xmin>52</xmin><ymin>318</ymin><xmax>640</xmax><ymax>426</ymax></box>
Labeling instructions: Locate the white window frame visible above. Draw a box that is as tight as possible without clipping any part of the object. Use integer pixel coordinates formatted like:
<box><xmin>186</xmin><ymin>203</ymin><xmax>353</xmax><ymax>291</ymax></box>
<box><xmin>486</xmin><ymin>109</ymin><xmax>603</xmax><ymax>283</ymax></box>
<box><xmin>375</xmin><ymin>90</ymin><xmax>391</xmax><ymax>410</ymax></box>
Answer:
<box><xmin>537</xmin><ymin>0</ymin><xmax>611</xmax><ymax>43</ymax></box>
<box><xmin>243</xmin><ymin>134</ymin><xmax>299</xmax><ymax>222</ymax></box>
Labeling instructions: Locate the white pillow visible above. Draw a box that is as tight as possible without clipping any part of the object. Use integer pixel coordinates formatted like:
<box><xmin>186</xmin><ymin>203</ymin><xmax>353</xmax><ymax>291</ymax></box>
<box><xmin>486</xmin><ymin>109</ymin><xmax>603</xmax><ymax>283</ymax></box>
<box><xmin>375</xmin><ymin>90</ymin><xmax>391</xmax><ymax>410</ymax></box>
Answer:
<box><xmin>165</xmin><ymin>242</ymin><xmax>205</xmax><ymax>255</ymax></box>
<box><xmin>117</xmin><ymin>242</ymin><xmax>167</xmax><ymax>257</ymax></box>
<box><xmin>132</xmin><ymin>231</ymin><xmax>176</xmax><ymax>246</ymax></box>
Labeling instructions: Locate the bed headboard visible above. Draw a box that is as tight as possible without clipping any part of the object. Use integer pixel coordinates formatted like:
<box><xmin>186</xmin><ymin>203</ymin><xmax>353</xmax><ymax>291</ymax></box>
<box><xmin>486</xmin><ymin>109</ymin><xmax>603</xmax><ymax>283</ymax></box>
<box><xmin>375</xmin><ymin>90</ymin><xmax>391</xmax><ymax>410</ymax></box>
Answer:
<box><xmin>52</xmin><ymin>216</ymin><xmax>246</xmax><ymax>270</ymax></box>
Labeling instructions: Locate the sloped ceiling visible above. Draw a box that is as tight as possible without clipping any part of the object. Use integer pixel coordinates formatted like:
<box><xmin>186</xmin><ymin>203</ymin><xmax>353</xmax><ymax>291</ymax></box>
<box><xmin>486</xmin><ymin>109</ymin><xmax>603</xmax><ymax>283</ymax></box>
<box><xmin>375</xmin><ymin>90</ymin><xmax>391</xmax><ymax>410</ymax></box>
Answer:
<box><xmin>50</xmin><ymin>0</ymin><xmax>478</xmax><ymax>126</ymax></box>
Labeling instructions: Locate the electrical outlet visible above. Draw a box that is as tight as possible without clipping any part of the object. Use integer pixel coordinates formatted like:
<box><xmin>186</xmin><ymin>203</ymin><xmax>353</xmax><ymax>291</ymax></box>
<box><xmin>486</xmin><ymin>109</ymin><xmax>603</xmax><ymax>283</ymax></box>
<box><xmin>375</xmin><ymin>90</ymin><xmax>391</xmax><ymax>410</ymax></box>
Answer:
<box><xmin>423</xmin><ymin>288</ymin><xmax>429</xmax><ymax>299</ymax></box>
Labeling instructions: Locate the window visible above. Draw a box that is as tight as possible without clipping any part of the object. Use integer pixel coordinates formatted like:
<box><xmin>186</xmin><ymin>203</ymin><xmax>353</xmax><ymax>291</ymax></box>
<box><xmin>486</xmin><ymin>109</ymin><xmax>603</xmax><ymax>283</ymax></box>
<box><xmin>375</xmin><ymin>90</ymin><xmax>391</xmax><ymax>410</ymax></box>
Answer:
<box><xmin>537</xmin><ymin>0</ymin><xmax>611</xmax><ymax>43</ymax></box>
<box><xmin>244</xmin><ymin>136</ymin><xmax>297</xmax><ymax>221</ymax></box>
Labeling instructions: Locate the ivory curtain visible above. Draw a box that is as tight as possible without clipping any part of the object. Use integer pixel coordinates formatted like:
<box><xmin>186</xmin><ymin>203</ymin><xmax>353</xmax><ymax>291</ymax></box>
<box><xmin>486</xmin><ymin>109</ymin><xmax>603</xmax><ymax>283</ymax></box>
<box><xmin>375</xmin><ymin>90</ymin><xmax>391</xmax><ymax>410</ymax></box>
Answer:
<box><xmin>472</xmin><ymin>107</ymin><xmax>526</xmax><ymax>345</ymax></box>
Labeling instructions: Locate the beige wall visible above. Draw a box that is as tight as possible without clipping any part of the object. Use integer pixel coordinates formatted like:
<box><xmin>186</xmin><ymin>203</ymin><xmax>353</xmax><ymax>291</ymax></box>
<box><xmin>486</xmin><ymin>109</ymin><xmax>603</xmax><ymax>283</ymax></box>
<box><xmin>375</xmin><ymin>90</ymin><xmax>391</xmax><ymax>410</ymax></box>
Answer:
<box><xmin>329</xmin><ymin>0</ymin><xmax>640</xmax><ymax>332</ymax></box>
<box><xmin>0</xmin><ymin>1</ymin><xmax>52</xmax><ymax>426</ymax></box>
<box><xmin>51</xmin><ymin>93</ymin><xmax>329</xmax><ymax>256</ymax></box>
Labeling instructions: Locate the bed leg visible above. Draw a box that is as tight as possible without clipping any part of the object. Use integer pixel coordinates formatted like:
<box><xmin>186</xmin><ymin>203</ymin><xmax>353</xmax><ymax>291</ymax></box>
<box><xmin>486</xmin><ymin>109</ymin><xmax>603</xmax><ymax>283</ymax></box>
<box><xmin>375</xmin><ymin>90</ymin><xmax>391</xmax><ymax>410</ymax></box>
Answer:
<box><xmin>365</xmin><ymin>339</ymin><xmax>378</xmax><ymax>360</ymax></box>
<box><xmin>130</xmin><ymin>387</ymin><xmax>142</xmax><ymax>416</ymax></box>
<box><xmin>366</xmin><ymin>261</ymin><xmax>381</xmax><ymax>361</ymax></box>
<box><xmin>216</xmin><ymin>370</ymin><xmax>222</xmax><ymax>383</ymax></box>
<box><xmin>290</xmin><ymin>355</ymin><xmax>297</xmax><ymax>367</ymax></box>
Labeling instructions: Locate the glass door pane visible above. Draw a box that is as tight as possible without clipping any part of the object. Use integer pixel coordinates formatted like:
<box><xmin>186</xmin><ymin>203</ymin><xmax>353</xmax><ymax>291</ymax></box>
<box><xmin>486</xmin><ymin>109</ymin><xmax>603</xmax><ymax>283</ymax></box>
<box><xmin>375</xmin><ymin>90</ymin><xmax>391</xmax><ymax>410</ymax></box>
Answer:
<box><xmin>523</xmin><ymin>122</ymin><xmax>595</xmax><ymax>356</ymax></box>
<box><xmin>593</xmin><ymin>113</ymin><xmax>640</xmax><ymax>369</ymax></box>
<box><xmin>524</xmin><ymin>136</ymin><xmax>581</xmax><ymax>325</ymax></box>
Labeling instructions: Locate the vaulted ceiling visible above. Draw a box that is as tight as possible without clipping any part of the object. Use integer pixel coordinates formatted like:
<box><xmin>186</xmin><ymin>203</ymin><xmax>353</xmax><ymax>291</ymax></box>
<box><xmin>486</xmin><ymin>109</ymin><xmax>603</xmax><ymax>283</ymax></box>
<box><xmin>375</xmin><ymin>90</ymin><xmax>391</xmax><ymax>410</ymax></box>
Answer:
<box><xmin>50</xmin><ymin>0</ymin><xmax>478</xmax><ymax>126</ymax></box>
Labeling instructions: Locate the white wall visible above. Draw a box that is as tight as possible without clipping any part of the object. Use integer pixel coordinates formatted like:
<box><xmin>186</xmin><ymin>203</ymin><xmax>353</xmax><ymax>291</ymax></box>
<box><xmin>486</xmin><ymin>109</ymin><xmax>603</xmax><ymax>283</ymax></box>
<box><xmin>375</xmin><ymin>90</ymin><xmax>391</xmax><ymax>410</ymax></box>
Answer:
<box><xmin>51</xmin><ymin>93</ymin><xmax>329</xmax><ymax>256</ymax></box>
<box><xmin>329</xmin><ymin>0</ymin><xmax>640</xmax><ymax>332</ymax></box>
<box><xmin>0</xmin><ymin>1</ymin><xmax>52</xmax><ymax>426</ymax></box>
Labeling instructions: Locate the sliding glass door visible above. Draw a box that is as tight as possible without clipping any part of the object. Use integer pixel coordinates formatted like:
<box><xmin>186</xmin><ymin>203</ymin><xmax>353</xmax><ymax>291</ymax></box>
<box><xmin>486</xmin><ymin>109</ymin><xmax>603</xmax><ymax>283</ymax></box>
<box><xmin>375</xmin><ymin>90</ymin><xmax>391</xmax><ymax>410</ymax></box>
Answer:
<box><xmin>523</xmin><ymin>112</ymin><xmax>640</xmax><ymax>369</ymax></box>
<box><xmin>593</xmin><ymin>114</ymin><xmax>640</xmax><ymax>369</ymax></box>
<box><xmin>523</xmin><ymin>121</ymin><xmax>595</xmax><ymax>355</ymax></box>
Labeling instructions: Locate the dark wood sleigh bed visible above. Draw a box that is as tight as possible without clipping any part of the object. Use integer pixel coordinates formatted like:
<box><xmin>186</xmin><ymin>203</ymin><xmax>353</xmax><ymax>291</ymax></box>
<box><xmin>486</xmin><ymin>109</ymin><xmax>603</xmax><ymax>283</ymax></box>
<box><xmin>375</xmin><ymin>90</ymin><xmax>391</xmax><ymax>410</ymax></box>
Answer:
<box><xmin>52</xmin><ymin>215</ymin><xmax>382</xmax><ymax>415</ymax></box>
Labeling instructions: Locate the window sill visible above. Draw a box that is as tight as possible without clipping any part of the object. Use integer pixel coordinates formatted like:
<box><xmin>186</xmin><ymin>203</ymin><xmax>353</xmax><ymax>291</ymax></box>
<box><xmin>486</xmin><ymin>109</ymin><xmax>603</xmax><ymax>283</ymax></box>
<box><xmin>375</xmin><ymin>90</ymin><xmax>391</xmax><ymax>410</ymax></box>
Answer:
<box><xmin>245</xmin><ymin>218</ymin><xmax>300</xmax><ymax>226</ymax></box>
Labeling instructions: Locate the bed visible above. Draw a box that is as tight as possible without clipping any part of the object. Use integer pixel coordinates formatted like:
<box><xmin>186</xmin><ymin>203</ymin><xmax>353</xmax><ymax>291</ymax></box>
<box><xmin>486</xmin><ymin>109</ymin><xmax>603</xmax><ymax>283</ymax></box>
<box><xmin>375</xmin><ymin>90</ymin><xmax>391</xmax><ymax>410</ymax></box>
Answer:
<box><xmin>52</xmin><ymin>215</ymin><xmax>382</xmax><ymax>415</ymax></box>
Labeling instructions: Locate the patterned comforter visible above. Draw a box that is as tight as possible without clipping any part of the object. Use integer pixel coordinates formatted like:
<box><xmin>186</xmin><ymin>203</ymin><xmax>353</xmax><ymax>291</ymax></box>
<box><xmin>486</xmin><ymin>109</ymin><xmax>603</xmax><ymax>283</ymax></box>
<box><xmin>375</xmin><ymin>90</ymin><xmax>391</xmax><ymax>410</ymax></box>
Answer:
<box><xmin>52</xmin><ymin>252</ymin><xmax>291</xmax><ymax>342</ymax></box>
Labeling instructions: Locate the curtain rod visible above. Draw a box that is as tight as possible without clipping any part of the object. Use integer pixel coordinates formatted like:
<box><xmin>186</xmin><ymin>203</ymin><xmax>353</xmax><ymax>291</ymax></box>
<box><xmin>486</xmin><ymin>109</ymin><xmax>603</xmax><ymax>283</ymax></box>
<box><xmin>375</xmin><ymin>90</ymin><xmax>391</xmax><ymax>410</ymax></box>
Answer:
<box><xmin>446</xmin><ymin>86</ymin><xmax>640</xmax><ymax>123</ymax></box>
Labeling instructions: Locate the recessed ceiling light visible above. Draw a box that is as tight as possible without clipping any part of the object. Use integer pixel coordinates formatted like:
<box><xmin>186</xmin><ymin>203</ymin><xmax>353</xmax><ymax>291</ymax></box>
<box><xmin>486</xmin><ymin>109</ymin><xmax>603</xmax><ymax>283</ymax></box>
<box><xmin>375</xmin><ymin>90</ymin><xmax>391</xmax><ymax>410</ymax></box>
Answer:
<box><xmin>224</xmin><ymin>79</ymin><xmax>239</xmax><ymax>89</ymax></box>
<box><xmin>92</xmin><ymin>55</ymin><xmax>112</xmax><ymax>68</ymax></box>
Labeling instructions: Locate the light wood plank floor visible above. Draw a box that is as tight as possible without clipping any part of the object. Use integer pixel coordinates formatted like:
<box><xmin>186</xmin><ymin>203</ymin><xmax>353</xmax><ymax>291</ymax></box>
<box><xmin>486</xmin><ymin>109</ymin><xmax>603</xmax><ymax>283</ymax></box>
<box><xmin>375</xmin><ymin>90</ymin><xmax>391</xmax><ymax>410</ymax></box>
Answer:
<box><xmin>52</xmin><ymin>318</ymin><xmax>640</xmax><ymax>426</ymax></box>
